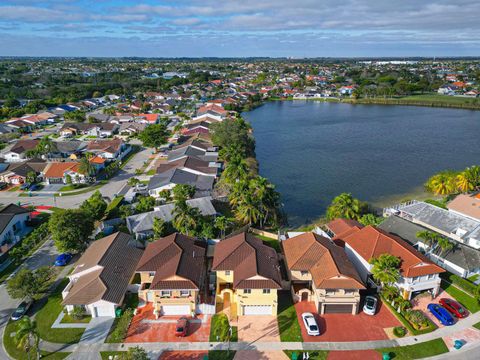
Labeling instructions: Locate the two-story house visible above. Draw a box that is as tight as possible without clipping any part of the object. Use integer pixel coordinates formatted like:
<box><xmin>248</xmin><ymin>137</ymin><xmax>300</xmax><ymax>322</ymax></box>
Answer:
<box><xmin>136</xmin><ymin>233</ymin><xmax>207</xmax><ymax>317</ymax></box>
<box><xmin>86</xmin><ymin>138</ymin><xmax>130</xmax><ymax>161</ymax></box>
<box><xmin>332</xmin><ymin>223</ymin><xmax>445</xmax><ymax>300</ymax></box>
<box><xmin>283</xmin><ymin>232</ymin><xmax>365</xmax><ymax>314</ymax></box>
<box><xmin>62</xmin><ymin>232</ymin><xmax>143</xmax><ymax>318</ymax></box>
<box><xmin>212</xmin><ymin>232</ymin><xmax>282</xmax><ymax>317</ymax></box>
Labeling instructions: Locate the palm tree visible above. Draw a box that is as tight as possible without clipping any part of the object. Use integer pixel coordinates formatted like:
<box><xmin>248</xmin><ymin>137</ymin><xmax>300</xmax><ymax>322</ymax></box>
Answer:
<box><xmin>456</xmin><ymin>171</ymin><xmax>474</xmax><ymax>193</ymax></box>
<box><xmin>436</xmin><ymin>237</ymin><xmax>454</xmax><ymax>256</ymax></box>
<box><xmin>214</xmin><ymin>216</ymin><xmax>230</xmax><ymax>238</ymax></box>
<box><xmin>251</xmin><ymin>176</ymin><xmax>280</xmax><ymax>227</ymax></box>
<box><xmin>425</xmin><ymin>171</ymin><xmax>456</xmax><ymax>195</ymax></box>
<box><xmin>416</xmin><ymin>230</ymin><xmax>440</xmax><ymax>249</ymax></box>
<box><xmin>326</xmin><ymin>193</ymin><xmax>364</xmax><ymax>220</ymax></box>
<box><xmin>79</xmin><ymin>154</ymin><xmax>95</xmax><ymax>177</ymax></box>
<box><xmin>15</xmin><ymin>317</ymin><xmax>39</xmax><ymax>360</ymax></box>
<box><xmin>381</xmin><ymin>285</ymin><xmax>399</xmax><ymax>302</ymax></box>
<box><xmin>172</xmin><ymin>202</ymin><xmax>202</xmax><ymax>236</ymax></box>
<box><xmin>228</xmin><ymin>180</ymin><xmax>249</xmax><ymax>208</ymax></box>
<box><xmin>369</xmin><ymin>254</ymin><xmax>401</xmax><ymax>287</ymax></box>
<box><xmin>464</xmin><ymin>166</ymin><xmax>480</xmax><ymax>191</ymax></box>
<box><xmin>397</xmin><ymin>298</ymin><xmax>412</xmax><ymax>314</ymax></box>
<box><xmin>221</xmin><ymin>155</ymin><xmax>250</xmax><ymax>186</ymax></box>
<box><xmin>234</xmin><ymin>194</ymin><xmax>262</xmax><ymax>226</ymax></box>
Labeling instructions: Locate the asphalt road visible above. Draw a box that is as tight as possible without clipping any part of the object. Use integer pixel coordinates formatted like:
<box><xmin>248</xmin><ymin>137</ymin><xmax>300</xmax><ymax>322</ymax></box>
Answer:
<box><xmin>0</xmin><ymin>144</ymin><xmax>152</xmax><ymax>209</ymax></box>
<box><xmin>0</xmin><ymin>239</ymin><xmax>59</xmax><ymax>359</ymax></box>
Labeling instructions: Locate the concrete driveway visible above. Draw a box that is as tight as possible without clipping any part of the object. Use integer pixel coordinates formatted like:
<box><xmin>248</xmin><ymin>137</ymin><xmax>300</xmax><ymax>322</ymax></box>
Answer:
<box><xmin>237</xmin><ymin>316</ymin><xmax>280</xmax><ymax>343</ymax></box>
<box><xmin>234</xmin><ymin>351</ymin><xmax>288</xmax><ymax>360</ymax></box>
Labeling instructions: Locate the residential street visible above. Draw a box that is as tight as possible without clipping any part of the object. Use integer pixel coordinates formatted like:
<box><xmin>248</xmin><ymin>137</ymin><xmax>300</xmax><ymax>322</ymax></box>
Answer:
<box><xmin>0</xmin><ymin>145</ymin><xmax>151</xmax><ymax>209</ymax></box>
<box><xmin>0</xmin><ymin>239</ymin><xmax>60</xmax><ymax>360</ymax></box>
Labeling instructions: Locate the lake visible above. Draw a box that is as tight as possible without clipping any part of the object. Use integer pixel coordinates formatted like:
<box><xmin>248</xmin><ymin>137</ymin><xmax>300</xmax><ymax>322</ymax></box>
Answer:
<box><xmin>243</xmin><ymin>101</ymin><xmax>480</xmax><ymax>227</ymax></box>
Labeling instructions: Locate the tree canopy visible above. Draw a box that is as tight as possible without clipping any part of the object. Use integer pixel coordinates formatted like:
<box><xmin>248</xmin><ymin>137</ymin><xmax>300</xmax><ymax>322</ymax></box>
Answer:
<box><xmin>7</xmin><ymin>267</ymin><xmax>54</xmax><ymax>300</ymax></box>
<box><xmin>48</xmin><ymin>209</ymin><xmax>94</xmax><ymax>253</ymax></box>
<box><xmin>138</xmin><ymin>123</ymin><xmax>169</xmax><ymax>150</ymax></box>
<box><xmin>80</xmin><ymin>190</ymin><xmax>108</xmax><ymax>221</ymax></box>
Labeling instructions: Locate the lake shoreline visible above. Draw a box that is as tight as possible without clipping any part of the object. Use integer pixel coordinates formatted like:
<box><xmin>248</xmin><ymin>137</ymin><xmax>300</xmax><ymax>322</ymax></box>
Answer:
<box><xmin>266</xmin><ymin>95</ymin><xmax>480</xmax><ymax>111</ymax></box>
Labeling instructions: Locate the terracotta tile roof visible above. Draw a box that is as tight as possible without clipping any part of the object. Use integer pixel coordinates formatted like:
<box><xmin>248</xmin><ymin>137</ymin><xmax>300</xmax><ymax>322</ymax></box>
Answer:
<box><xmin>212</xmin><ymin>232</ymin><xmax>282</xmax><ymax>289</ymax></box>
<box><xmin>43</xmin><ymin>162</ymin><xmax>80</xmax><ymax>178</ymax></box>
<box><xmin>334</xmin><ymin>225</ymin><xmax>445</xmax><ymax>277</ymax></box>
<box><xmin>326</xmin><ymin>218</ymin><xmax>363</xmax><ymax>235</ymax></box>
<box><xmin>283</xmin><ymin>233</ymin><xmax>364</xmax><ymax>289</ymax></box>
<box><xmin>63</xmin><ymin>232</ymin><xmax>143</xmax><ymax>305</ymax></box>
<box><xmin>89</xmin><ymin>156</ymin><xmax>106</xmax><ymax>164</ymax></box>
<box><xmin>136</xmin><ymin>233</ymin><xmax>206</xmax><ymax>290</ymax></box>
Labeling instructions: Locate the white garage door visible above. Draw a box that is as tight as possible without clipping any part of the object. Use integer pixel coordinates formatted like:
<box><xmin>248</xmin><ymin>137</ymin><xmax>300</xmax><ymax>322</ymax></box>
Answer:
<box><xmin>93</xmin><ymin>305</ymin><xmax>114</xmax><ymax>317</ymax></box>
<box><xmin>162</xmin><ymin>305</ymin><xmax>191</xmax><ymax>315</ymax></box>
<box><xmin>243</xmin><ymin>305</ymin><xmax>272</xmax><ymax>315</ymax></box>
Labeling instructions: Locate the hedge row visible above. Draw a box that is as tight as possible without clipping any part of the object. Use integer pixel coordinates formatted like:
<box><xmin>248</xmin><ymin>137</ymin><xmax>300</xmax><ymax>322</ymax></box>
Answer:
<box><xmin>440</xmin><ymin>272</ymin><xmax>478</xmax><ymax>296</ymax></box>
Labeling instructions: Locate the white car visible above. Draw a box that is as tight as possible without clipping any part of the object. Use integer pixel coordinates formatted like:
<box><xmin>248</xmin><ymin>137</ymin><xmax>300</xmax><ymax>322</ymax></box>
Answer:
<box><xmin>301</xmin><ymin>312</ymin><xmax>320</xmax><ymax>336</ymax></box>
<box><xmin>363</xmin><ymin>296</ymin><xmax>378</xmax><ymax>315</ymax></box>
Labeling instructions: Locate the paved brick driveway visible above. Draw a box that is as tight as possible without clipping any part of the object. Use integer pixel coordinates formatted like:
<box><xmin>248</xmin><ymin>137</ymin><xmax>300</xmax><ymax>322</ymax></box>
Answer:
<box><xmin>443</xmin><ymin>327</ymin><xmax>480</xmax><ymax>350</ymax></box>
<box><xmin>158</xmin><ymin>351</ymin><xmax>208</xmax><ymax>360</ymax></box>
<box><xmin>411</xmin><ymin>288</ymin><xmax>457</xmax><ymax>328</ymax></box>
<box><xmin>234</xmin><ymin>350</ymin><xmax>288</xmax><ymax>360</ymax></box>
<box><xmin>295</xmin><ymin>301</ymin><xmax>400</xmax><ymax>341</ymax></box>
<box><xmin>237</xmin><ymin>316</ymin><xmax>280</xmax><ymax>342</ymax></box>
<box><xmin>125</xmin><ymin>303</ymin><xmax>210</xmax><ymax>342</ymax></box>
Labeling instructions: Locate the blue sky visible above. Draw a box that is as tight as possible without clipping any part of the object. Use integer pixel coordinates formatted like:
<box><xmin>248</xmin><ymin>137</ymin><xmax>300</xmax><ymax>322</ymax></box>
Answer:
<box><xmin>1</xmin><ymin>0</ymin><xmax>479</xmax><ymax>57</ymax></box>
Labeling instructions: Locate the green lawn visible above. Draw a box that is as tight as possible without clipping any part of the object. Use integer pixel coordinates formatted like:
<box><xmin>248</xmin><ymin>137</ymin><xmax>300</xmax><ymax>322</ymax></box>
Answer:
<box><xmin>254</xmin><ymin>234</ymin><xmax>281</xmax><ymax>253</ymax></box>
<box><xmin>467</xmin><ymin>274</ymin><xmax>479</xmax><ymax>283</ymax></box>
<box><xmin>473</xmin><ymin>321</ymin><xmax>480</xmax><ymax>330</ymax></box>
<box><xmin>284</xmin><ymin>350</ymin><xmax>328</xmax><ymax>360</ymax></box>
<box><xmin>208</xmin><ymin>351</ymin><xmax>236</xmax><ymax>360</ymax></box>
<box><xmin>100</xmin><ymin>351</ymin><xmax>126</xmax><ymax>360</ymax></box>
<box><xmin>377</xmin><ymin>338</ymin><xmax>449</xmax><ymax>360</ymax></box>
<box><xmin>145</xmin><ymin>169</ymin><xmax>156</xmax><ymax>176</ymax></box>
<box><xmin>55</xmin><ymin>181</ymin><xmax>107</xmax><ymax>197</ymax></box>
<box><xmin>3</xmin><ymin>320</ymin><xmax>71</xmax><ymax>360</ymax></box>
<box><xmin>60</xmin><ymin>314</ymin><xmax>92</xmax><ymax>324</ymax></box>
<box><xmin>441</xmin><ymin>281</ymin><xmax>480</xmax><ymax>313</ymax></box>
<box><xmin>58</xmin><ymin>184</ymin><xmax>88</xmax><ymax>191</ymax></box>
<box><xmin>34</xmin><ymin>279</ymin><xmax>85</xmax><ymax>343</ymax></box>
<box><xmin>209</xmin><ymin>314</ymin><xmax>238</xmax><ymax>342</ymax></box>
<box><xmin>277</xmin><ymin>291</ymin><xmax>302</xmax><ymax>342</ymax></box>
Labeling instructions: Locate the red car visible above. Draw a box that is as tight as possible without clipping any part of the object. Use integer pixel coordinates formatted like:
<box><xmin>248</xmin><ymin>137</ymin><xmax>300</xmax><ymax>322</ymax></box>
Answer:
<box><xmin>175</xmin><ymin>317</ymin><xmax>189</xmax><ymax>337</ymax></box>
<box><xmin>439</xmin><ymin>298</ymin><xmax>468</xmax><ymax>318</ymax></box>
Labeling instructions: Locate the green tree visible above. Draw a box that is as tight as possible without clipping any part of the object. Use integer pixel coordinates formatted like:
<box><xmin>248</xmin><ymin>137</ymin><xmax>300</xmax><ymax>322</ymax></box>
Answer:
<box><xmin>135</xmin><ymin>196</ymin><xmax>156</xmax><ymax>213</ymax></box>
<box><xmin>369</xmin><ymin>254</ymin><xmax>401</xmax><ymax>287</ymax></box>
<box><xmin>119</xmin><ymin>204</ymin><xmax>134</xmax><ymax>219</ymax></box>
<box><xmin>152</xmin><ymin>217</ymin><xmax>173</xmax><ymax>238</ymax></box>
<box><xmin>214</xmin><ymin>216</ymin><xmax>230</xmax><ymax>238</ymax></box>
<box><xmin>6</xmin><ymin>267</ymin><xmax>54</xmax><ymax>300</ymax></box>
<box><xmin>128</xmin><ymin>177</ymin><xmax>140</xmax><ymax>187</ymax></box>
<box><xmin>326</xmin><ymin>193</ymin><xmax>367</xmax><ymax>221</ymax></box>
<box><xmin>436</xmin><ymin>236</ymin><xmax>453</xmax><ymax>256</ymax></box>
<box><xmin>172</xmin><ymin>201</ymin><xmax>202</xmax><ymax>236</ymax></box>
<box><xmin>79</xmin><ymin>155</ymin><xmax>95</xmax><ymax>177</ymax></box>
<box><xmin>48</xmin><ymin>209</ymin><xmax>94</xmax><ymax>253</ymax></box>
<box><xmin>64</xmin><ymin>110</ymin><xmax>86</xmax><ymax>122</ymax></box>
<box><xmin>26</xmin><ymin>171</ymin><xmax>37</xmax><ymax>184</ymax></box>
<box><xmin>210</xmin><ymin>118</ymin><xmax>254</xmax><ymax>158</ymax></box>
<box><xmin>15</xmin><ymin>317</ymin><xmax>39</xmax><ymax>360</ymax></box>
<box><xmin>172</xmin><ymin>184</ymin><xmax>196</xmax><ymax>203</ymax></box>
<box><xmin>138</xmin><ymin>123</ymin><xmax>169</xmax><ymax>151</ymax></box>
<box><xmin>80</xmin><ymin>190</ymin><xmax>107</xmax><ymax>221</ymax></box>
<box><xmin>221</xmin><ymin>155</ymin><xmax>250</xmax><ymax>186</ymax></box>
<box><xmin>416</xmin><ymin>230</ymin><xmax>440</xmax><ymax>249</ymax></box>
<box><xmin>359</xmin><ymin>213</ymin><xmax>383</xmax><ymax>226</ymax></box>
<box><xmin>120</xmin><ymin>346</ymin><xmax>149</xmax><ymax>360</ymax></box>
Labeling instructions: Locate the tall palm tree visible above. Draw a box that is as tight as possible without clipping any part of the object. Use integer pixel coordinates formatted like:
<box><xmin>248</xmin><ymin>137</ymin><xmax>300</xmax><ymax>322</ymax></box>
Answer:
<box><xmin>172</xmin><ymin>201</ymin><xmax>201</xmax><ymax>236</ymax></box>
<box><xmin>369</xmin><ymin>254</ymin><xmax>401</xmax><ymax>287</ymax></box>
<box><xmin>221</xmin><ymin>155</ymin><xmax>250</xmax><ymax>186</ymax></box>
<box><xmin>456</xmin><ymin>171</ymin><xmax>474</xmax><ymax>193</ymax></box>
<box><xmin>464</xmin><ymin>166</ymin><xmax>480</xmax><ymax>191</ymax></box>
<box><xmin>436</xmin><ymin>237</ymin><xmax>454</xmax><ymax>256</ymax></box>
<box><xmin>234</xmin><ymin>195</ymin><xmax>262</xmax><ymax>226</ymax></box>
<box><xmin>425</xmin><ymin>171</ymin><xmax>456</xmax><ymax>195</ymax></box>
<box><xmin>15</xmin><ymin>317</ymin><xmax>39</xmax><ymax>360</ymax></box>
<box><xmin>228</xmin><ymin>180</ymin><xmax>249</xmax><ymax>208</ymax></box>
<box><xmin>79</xmin><ymin>154</ymin><xmax>95</xmax><ymax>177</ymax></box>
<box><xmin>326</xmin><ymin>193</ymin><xmax>364</xmax><ymax>220</ymax></box>
<box><xmin>214</xmin><ymin>216</ymin><xmax>230</xmax><ymax>238</ymax></box>
<box><xmin>416</xmin><ymin>230</ymin><xmax>440</xmax><ymax>249</ymax></box>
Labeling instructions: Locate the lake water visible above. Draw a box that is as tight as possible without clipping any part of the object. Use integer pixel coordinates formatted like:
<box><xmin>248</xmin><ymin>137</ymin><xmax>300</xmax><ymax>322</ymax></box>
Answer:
<box><xmin>243</xmin><ymin>101</ymin><xmax>480</xmax><ymax>227</ymax></box>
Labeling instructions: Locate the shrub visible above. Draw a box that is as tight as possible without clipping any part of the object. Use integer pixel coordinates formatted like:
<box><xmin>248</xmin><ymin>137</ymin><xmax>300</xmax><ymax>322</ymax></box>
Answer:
<box><xmin>71</xmin><ymin>306</ymin><xmax>86</xmax><ymax>320</ymax></box>
<box><xmin>393</xmin><ymin>326</ymin><xmax>406</xmax><ymax>337</ymax></box>
<box><xmin>405</xmin><ymin>310</ymin><xmax>429</xmax><ymax>329</ymax></box>
<box><xmin>107</xmin><ymin>309</ymin><xmax>133</xmax><ymax>343</ymax></box>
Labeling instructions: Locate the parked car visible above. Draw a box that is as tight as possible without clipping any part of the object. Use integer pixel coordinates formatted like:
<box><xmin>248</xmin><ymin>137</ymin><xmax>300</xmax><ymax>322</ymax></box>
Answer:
<box><xmin>175</xmin><ymin>317</ymin><xmax>189</xmax><ymax>337</ymax></box>
<box><xmin>54</xmin><ymin>253</ymin><xmax>73</xmax><ymax>266</ymax></box>
<box><xmin>0</xmin><ymin>182</ymin><xmax>7</xmax><ymax>190</ymax></box>
<box><xmin>427</xmin><ymin>303</ymin><xmax>455</xmax><ymax>326</ymax></box>
<box><xmin>20</xmin><ymin>183</ymin><xmax>31</xmax><ymax>190</ymax></box>
<box><xmin>301</xmin><ymin>312</ymin><xmax>320</xmax><ymax>336</ymax></box>
<box><xmin>11</xmin><ymin>300</ymin><xmax>33</xmax><ymax>321</ymax></box>
<box><xmin>28</xmin><ymin>184</ymin><xmax>40</xmax><ymax>191</ymax></box>
<box><xmin>363</xmin><ymin>296</ymin><xmax>378</xmax><ymax>315</ymax></box>
<box><xmin>439</xmin><ymin>298</ymin><xmax>468</xmax><ymax>318</ymax></box>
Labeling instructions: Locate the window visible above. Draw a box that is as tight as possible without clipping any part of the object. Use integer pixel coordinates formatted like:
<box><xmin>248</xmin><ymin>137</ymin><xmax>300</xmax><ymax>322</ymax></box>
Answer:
<box><xmin>149</xmin><ymin>272</ymin><xmax>155</xmax><ymax>277</ymax></box>
<box><xmin>161</xmin><ymin>290</ymin><xmax>171</xmax><ymax>297</ymax></box>
<box><xmin>225</xmin><ymin>271</ymin><xmax>231</xmax><ymax>276</ymax></box>
<box><xmin>344</xmin><ymin>289</ymin><xmax>355</xmax><ymax>295</ymax></box>
<box><xmin>326</xmin><ymin>289</ymin><xmax>335</xmax><ymax>296</ymax></box>
<box><xmin>300</xmin><ymin>271</ymin><xmax>308</xmax><ymax>276</ymax></box>
<box><xmin>243</xmin><ymin>289</ymin><xmax>251</xmax><ymax>294</ymax></box>
<box><xmin>180</xmin><ymin>290</ymin><xmax>190</xmax><ymax>297</ymax></box>
<box><xmin>262</xmin><ymin>289</ymin><xmax>270</xmax><ymax>294</ymax></box>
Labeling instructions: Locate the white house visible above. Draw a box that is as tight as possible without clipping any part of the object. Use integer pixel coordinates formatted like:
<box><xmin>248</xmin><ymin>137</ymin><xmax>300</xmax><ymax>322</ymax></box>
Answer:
<box><xmin>62</xmin><ymin>232</ymin><xmax>143</xmax><ymax>318</ymax></box>
<box><xmin>0</xmin><ymin>204</ymin><xmax>31</xmax><ymax>254</ymax></box>
<box><xmin>331</xmin><ymin>222</ymin><xmax>445</xmax><ymax>300</ymax></box>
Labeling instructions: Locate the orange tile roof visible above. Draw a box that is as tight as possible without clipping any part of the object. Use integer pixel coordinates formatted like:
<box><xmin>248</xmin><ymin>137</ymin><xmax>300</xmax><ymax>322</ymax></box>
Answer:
<box><xmin>283</xmin><ymin>233</ymin><xmax>364</xmax><ymax>289</ymax></box>
<box><xmin>326</xmin><ymin>218</ymin><xmax>363</xmax><ymax>235</ymax></box>
<box><xmin>43</xmin><ymin>162</ymin><xmax>80</xmax><ymax>178</ymax></box>
<box><xmin>89</xmin><ymin>156</ymin><xmax>106</xmax><ymax>164</ymax></box>
<box><xmin>334</xmin><ymin>225</ymin><xmax>445</xmax><ymax>277</ymax></box>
